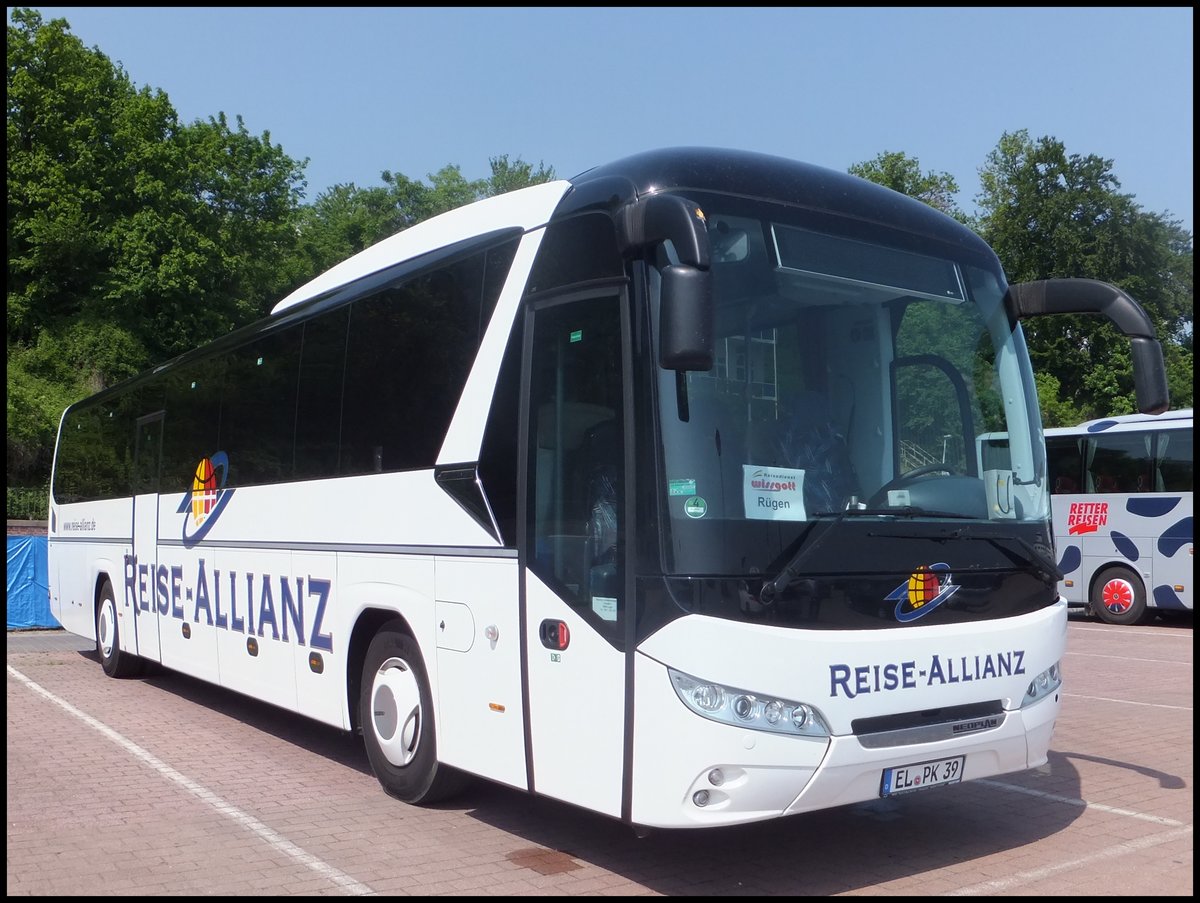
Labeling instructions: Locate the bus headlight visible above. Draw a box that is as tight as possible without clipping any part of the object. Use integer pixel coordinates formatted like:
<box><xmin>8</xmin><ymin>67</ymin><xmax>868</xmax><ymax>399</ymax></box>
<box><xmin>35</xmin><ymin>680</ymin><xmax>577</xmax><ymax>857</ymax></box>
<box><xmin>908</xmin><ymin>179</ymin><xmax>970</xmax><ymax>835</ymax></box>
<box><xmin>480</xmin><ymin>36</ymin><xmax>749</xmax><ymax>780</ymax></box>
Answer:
<box><xmin>1021</xmin><ymin>660</ymin><xmax>1062</xmax><ymax>707</ymax></box>
<box><xmin>668</xmin><ymin>668</ymin><xmax>830</xmax><ymax>738</ymax></box>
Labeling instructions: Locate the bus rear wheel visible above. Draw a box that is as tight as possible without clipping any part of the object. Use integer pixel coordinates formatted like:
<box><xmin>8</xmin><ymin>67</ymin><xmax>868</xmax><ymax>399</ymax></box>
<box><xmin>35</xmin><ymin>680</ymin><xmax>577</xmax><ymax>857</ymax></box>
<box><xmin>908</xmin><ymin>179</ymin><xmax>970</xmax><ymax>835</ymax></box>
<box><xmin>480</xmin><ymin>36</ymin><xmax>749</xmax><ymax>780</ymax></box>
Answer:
<box><xmin>1091</xmin><ymin>566</ymin><xmax>1148</xmax><ymax>626</ymax></box>
<box><xmin>96</xmin><ymin>579</ymin><xmax>143</xmax><ymax>677</ymax></box>
<box><xmin>359</xmin><ymin>625</ymin><xmax>468</xmax><ymax>805</ymax></box>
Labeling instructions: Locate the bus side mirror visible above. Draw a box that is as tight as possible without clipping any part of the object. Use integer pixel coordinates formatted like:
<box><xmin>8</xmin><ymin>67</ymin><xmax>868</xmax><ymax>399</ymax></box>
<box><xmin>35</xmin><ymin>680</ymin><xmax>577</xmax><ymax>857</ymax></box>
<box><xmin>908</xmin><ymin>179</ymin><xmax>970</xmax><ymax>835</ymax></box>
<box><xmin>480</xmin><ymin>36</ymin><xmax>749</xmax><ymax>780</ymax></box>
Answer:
<box><xmin>1005</xmin><ymin>278</ymin><xmax>1170</xmax><ymax>415</ymax></box>
<box><xmin>618</xmin><ymin>193</ymin><xmax>715</xmax><ymax>372</ymax></box>
<box><xmin>660</xmin><ymin>265</ymin><xmax>713</xmax><ymax>371</ymax></box>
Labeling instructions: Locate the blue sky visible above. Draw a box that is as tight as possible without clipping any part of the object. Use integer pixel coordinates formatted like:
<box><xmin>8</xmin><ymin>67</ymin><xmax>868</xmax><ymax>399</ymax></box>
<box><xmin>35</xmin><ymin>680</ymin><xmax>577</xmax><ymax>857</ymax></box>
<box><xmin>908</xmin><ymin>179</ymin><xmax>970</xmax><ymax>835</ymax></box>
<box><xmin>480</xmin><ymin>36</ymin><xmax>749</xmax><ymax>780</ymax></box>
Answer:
<box><xmin>14</xmin><ymin>7</ymin><xmax>1195</xmax><ymax>232</ymax></box>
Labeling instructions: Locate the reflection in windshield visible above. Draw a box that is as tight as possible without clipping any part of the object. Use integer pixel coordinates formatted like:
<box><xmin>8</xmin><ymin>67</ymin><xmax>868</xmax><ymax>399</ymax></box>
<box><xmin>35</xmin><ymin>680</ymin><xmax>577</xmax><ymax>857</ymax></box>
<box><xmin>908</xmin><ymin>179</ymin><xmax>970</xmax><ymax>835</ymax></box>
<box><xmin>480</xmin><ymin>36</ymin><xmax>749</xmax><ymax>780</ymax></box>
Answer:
<box><xmin>656</xmin><ymin>192</ymin><xmax>1049</xmax><ymax>579</ymax></box>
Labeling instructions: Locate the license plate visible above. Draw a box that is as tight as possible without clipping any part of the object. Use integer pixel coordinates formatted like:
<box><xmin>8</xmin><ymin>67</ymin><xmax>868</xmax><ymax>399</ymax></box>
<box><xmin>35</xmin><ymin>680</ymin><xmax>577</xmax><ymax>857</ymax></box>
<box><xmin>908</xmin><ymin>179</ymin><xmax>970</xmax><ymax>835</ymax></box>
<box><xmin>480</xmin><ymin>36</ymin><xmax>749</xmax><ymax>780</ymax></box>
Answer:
<box><xmin>880</xmin><ymin>755</ymin><xmax>965</xmax><ymax>797</ymax></box>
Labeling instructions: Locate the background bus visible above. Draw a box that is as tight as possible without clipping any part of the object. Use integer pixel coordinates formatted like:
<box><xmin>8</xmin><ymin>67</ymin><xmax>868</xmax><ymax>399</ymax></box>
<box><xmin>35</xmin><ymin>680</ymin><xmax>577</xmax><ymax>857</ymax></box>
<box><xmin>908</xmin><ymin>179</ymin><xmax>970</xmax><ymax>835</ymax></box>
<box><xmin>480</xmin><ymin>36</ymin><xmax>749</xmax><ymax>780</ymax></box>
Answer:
<box><xmin>1046</xmin><ymin>410</ymin><xmax>1193</xmax><ymax>625</ymax></box>
<box><xmin>47</xmin><ymin>147</ymin><xmax>1170</xmax><ymax>831</ymax></box>
<box><xmin>980</xmin><ymin>410</ymin><xmax>1192</xmax><ymax>625</ymax></box>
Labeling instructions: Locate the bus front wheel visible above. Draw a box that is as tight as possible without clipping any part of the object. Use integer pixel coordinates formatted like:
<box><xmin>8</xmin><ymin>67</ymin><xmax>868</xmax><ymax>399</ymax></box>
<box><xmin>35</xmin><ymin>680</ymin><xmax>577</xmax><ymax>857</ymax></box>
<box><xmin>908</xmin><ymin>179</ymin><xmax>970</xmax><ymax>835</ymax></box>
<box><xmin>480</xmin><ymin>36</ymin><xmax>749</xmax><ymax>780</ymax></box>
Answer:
<box><xmin>359</xmin><ymin>625</ymin><xmax>468</xmax><ymax>805</ymax></box>
<box><xmin>1090</xmin><ymin>566</ymin><xmax>1148</xmax><ymax>626</ymax></box>
<box><xmin>96</xmin><ymin>579</ymin><xmax>143</xmax><ymax>678</ymax></box>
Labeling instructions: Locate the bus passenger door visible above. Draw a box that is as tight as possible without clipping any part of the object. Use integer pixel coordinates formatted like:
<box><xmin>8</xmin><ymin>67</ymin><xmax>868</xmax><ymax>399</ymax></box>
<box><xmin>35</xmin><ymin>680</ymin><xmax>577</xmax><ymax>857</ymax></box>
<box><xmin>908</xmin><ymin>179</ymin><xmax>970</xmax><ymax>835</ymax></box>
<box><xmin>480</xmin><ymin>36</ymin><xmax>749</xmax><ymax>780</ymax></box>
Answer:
<box><xmin>521</xmin><ymin>292</ymin><xmax>629</xmax><ymax>820</ymax></box>
<box><xmin>130</xmin><ymin>413</ymin><xmax>163</xmax><ymax>663</ymax></box>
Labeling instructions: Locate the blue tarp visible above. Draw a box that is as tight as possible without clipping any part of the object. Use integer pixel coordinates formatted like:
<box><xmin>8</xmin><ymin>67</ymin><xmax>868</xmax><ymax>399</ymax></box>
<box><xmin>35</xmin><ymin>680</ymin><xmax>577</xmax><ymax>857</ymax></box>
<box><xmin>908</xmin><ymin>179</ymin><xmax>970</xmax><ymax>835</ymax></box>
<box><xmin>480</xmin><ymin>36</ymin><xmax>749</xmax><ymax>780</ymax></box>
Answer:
<box><xmin>7</xmin><ymin>535</ymin><xmax>58</xmax><ymax>629</ymax></box>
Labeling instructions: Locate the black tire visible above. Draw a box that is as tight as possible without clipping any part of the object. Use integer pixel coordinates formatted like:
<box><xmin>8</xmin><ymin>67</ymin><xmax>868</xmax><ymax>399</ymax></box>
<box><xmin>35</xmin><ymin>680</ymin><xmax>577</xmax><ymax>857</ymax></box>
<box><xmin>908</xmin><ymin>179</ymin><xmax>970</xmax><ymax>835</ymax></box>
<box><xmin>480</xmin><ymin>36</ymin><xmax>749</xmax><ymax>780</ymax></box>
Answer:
<box><xmin>1090</xmin><ymin>566</ymin><xmax>1149</xmax><ymax>626</ymax></box>
<box><xmin>359</xmin><ymin>624</ymin><xmax>468</xmax><ymax>805</ymax></box>
<box><xmin>96</xmin><ymin>579</ymin><xmax>143</xmax><ymax>678</ymax></box>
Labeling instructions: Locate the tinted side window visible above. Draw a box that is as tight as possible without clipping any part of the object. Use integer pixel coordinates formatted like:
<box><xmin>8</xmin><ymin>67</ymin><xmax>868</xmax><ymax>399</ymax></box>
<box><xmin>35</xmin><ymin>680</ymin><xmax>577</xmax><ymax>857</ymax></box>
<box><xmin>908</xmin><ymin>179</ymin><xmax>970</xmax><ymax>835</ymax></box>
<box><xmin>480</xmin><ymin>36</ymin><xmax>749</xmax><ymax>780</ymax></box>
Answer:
<box><xmin>55</xmin><ymin>389</ymin><xmax>144</xmax><ymax>503</ymax></box>
<box><xmin>1087</xmin><ymin>432</ymin><xmax>1152</xmax><ymax>494</ymax></box>
<box><xmin>221</xmin><ymin>328</ymin><xmax>302</xmax><ymax>487</ymax></box>
<box><xmin>294</xmin><ymin>308</ymin><xmax>349</xmax><ymax>479</ymax></box>
<box><xmin>132</xmin><ymin>413</ymin><xmax>164</xmax><ymax>496</ymax></box>
<box><xmin>94</xmin><ymin>396</ymin><xmax>136</xmax><ymax>501</ymax></box>
<box><xmin>480</xmin><ymin>238</ymin><xmax>520</xmax><ymax>334</ymax></box>
<box><xmin>526</xmin><ymin>213</ymin><xmax>624</xmax><ymax>295</ymax></box>
<box><xmin>1046</xmin><ymin>436</ymin><xmax>1084</xmax><ymax>494</ymax></box>
<box><xmin>161</xmin><ymin>358</ymin><xmax>225</xmax><ymax>493</ymax></box>
<box><xmin>54</xmin><ymin>405</ymin><xmax>99</xmax><ymax>504</ymax></box>
<box><xmin>1157</xmin><ymin>427</ymin><xmax>1193</xmax><ymax>492</ymax></box>
<box><xmin>479</xmin><ymin>319</ymin><xmax>523</xmax><ymax>545</ymax></box>
<box><xmin>341</xmin><ymin>252</ymin><xmax>488</xmax><ymax>474</ymax></box>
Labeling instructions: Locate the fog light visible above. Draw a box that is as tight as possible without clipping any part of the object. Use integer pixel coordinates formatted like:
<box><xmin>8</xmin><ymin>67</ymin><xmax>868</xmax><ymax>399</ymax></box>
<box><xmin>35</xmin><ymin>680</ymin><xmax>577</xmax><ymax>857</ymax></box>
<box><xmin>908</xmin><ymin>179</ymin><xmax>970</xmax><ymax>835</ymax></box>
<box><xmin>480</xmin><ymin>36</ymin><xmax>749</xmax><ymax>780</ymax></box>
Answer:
<box><xmin>708</xmin><ymin>768</ymin><xmax>725</xmax><ymax>786</ymax></box>
<box><xmin>693</xmin><ymin>789</ymin><xmax>710</xmax><ymax>807</ymax></box>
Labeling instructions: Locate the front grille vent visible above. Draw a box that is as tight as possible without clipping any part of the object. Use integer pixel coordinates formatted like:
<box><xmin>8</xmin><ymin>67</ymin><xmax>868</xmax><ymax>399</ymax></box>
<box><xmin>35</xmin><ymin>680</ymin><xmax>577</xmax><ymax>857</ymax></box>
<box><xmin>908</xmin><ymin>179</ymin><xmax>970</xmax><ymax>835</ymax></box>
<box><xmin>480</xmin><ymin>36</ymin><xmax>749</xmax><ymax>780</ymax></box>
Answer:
<box><xmin>853</xmin><ymin>700</ymin><xmax>1005</xmax><ymax>749</ymax></box>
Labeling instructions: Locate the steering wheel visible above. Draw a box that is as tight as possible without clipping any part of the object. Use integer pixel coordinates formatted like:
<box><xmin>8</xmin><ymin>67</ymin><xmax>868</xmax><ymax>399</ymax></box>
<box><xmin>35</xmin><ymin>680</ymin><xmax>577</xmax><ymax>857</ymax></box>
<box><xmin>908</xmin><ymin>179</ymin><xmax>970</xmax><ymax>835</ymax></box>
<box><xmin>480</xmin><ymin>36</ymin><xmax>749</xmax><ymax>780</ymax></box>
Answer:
<box><xmin>868</xmin><ymin>463</ymin><xmax>955</xmax><ymax>507</ymax></box>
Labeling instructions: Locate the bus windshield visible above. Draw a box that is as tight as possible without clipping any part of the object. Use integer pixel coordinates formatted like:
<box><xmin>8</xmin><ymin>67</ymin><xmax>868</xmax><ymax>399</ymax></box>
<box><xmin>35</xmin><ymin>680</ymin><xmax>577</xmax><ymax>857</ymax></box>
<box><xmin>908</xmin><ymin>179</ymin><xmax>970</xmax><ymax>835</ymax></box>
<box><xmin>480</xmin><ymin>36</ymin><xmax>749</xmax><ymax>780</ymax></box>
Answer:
<box><xmin>655</xmin><ymin>191</ymin><xmax>1049</xmax><ymax>579</ymax></box>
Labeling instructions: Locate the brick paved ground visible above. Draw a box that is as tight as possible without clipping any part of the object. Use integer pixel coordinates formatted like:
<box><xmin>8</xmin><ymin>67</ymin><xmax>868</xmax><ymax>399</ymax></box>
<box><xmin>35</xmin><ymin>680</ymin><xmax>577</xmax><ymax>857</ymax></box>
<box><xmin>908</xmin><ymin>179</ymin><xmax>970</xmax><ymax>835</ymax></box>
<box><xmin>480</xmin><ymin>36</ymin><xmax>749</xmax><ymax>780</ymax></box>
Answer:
<box><xmin>7</xmin><ymin>613</ymin><xmax>1192</xmax><ymax>896</ymax></box>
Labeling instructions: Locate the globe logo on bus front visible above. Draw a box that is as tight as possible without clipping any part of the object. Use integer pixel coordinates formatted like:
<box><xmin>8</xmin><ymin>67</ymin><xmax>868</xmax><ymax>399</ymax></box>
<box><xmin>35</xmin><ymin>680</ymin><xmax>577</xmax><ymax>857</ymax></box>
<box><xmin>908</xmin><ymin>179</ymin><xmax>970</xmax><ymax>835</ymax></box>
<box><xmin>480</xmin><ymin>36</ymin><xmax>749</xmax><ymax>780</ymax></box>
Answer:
<box><xmin>191</xmin><ymin>456</ymin><xmax>218</xmax><ymax>523</ymax></box>
<box><xmin>885</xmin><ymin>562</ymin><xmax>960</xmax><ymax>622</ymax></box>
<box><xmin>907</xmin><ymin>566</ymin><xmax>941</xmax><ymax>609</ymax></box>
<box><xmin>176</xmin><ymin>450</ymin><xmax>233</xmax><ymax>548</ymax></box>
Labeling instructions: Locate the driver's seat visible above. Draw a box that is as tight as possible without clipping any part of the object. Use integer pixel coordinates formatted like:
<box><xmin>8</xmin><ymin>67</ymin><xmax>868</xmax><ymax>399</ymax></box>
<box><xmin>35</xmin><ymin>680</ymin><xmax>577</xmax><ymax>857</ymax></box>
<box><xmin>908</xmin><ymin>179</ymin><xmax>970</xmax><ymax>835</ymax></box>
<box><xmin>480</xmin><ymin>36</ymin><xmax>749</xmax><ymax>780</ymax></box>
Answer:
<box><xmin>768</xmin><ymin>392</ymin><xmax>860</xmax><ymax>513</ymax></box>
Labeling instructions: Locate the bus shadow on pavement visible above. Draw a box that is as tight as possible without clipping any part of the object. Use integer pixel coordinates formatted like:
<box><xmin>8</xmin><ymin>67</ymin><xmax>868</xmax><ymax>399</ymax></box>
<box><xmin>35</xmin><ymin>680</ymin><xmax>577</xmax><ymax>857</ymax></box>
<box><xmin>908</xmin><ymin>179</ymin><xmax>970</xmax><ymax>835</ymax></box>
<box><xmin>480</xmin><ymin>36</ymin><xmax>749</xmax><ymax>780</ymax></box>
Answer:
<box><xmin>1052</xmin><ymin>749</ymin><xmax>1187</xmax><ymax>789</ymax></box>
<box><xmin>452</xmin><ymin>757</ymin><xmax>1089</xmax><ymax>895</ymax></box>
<box><xmin>71</xmin><ymin>646</ymin><xmax>376</xmax><ymax>779</ymax></box>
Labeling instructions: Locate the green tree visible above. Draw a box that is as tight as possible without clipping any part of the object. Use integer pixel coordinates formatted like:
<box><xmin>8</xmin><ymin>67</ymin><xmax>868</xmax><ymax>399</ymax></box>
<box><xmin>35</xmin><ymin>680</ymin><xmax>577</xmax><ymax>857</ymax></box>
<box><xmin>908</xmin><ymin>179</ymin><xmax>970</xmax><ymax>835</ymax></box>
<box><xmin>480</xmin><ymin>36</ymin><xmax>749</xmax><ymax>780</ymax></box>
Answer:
<box><xmin>482</xmin><ymin>154</ymin><xmax>556</xmax><ymax>198</ymax></box>
<box><xmin>849</xmin><ymin>150</ymin><xmax>966</xmax><ymax>222</ymax></box>
<box><xmin>288</xmin><ymin>155</ymin><xmax>555</xmax><ymax>281</ymax></box>
<box><xmin>7</xmin><ymin>8</ymin><xmax>307</xmax><ymax>488</ymax></box>
<box><xmin>976</xmin><ymin>130</ymin><xmax>1192</xmax><ymax>419</ymax></box>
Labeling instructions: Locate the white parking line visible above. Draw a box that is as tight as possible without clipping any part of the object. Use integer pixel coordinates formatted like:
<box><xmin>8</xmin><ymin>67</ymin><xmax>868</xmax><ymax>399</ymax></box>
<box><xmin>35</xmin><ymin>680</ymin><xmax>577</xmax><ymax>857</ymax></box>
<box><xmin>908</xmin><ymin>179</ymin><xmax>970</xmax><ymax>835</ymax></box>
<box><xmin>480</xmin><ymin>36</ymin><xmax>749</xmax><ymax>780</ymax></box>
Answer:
<box><xmin>944</xmin><ymin>824</ymin><xmax>1193</xmax><ymax>896</ymax></box>
<box><xmin>1063</xmin><ymin>691</ymin><xmax>1191</xmax><ymax>712</ymax></box>
<box><xmin>1067</xmin><ymin>624</ymin><xmax>1193</xmax><ymax>639</ymax></box>
<box><xmin>979</xmin><ymin>779</ymin><xmax>1188</xmax><ymax>827</ymax></box>
<box><xmin>7</xmin><ymin>664</ymin><xmax>376</xmax><ymax>897</ymax></box>
<box><xmin>1065</xmin><ymin>650</ymin><xmax>1192</xmax><ymax>665</ymax></box>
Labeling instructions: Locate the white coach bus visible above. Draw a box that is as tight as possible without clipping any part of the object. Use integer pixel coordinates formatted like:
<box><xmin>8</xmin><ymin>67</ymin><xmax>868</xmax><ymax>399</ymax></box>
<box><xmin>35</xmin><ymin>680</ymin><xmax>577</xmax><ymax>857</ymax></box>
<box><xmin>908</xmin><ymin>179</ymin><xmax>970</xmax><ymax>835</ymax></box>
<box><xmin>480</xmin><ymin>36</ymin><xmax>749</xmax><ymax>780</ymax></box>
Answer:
<box><xmin>47</xmin><ymin>147</ymin><xmax>1170</xmax><ymax>830</ymax></box>
<box><xmin>979</xmin><ymin>409</ymin><xmax>1192</xmax><ymax>626</ymax></box>
<box><xmin>1045</xmin><ymin>409</ymin><xmax>1192</xmax><ymax>624</ymax></box>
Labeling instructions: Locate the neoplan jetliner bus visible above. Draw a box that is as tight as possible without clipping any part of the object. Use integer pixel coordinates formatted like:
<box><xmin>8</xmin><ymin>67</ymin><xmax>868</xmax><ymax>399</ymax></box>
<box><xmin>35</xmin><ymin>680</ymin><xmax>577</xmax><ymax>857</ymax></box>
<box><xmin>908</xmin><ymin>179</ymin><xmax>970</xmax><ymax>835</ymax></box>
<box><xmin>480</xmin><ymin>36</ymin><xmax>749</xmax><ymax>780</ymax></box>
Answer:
<box><xmin>48</xmin><ymin>147</ymin><xmax>1170</xmax><ymax>830</ymax></box>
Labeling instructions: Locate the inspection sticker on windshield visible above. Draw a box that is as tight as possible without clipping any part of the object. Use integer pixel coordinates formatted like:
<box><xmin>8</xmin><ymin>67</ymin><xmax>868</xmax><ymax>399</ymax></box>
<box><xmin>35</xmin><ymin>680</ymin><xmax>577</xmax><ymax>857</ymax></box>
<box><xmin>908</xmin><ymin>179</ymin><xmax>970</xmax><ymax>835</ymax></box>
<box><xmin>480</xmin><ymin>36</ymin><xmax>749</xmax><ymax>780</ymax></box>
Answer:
<box><xmin>668</xmin><ymin>478</ymin><xmax>697</xmax><ymax>496</ymax></box>
<box><xmin>743</xmin><ymin>465</ymin><xmax>806</xmax><ymax>520</ymax></box>
<box><xmin>880</xmin><ymin>755</ymin><xmax>964</xmax><ymax>797</ymax></box>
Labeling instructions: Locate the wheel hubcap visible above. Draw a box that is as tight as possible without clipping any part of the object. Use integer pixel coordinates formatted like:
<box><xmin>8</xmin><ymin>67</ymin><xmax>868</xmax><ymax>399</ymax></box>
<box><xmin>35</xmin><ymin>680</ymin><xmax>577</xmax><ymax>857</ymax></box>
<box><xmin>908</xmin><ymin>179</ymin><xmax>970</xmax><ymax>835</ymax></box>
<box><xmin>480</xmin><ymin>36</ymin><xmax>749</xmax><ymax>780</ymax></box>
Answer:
<box><xmin>1101</xmin><ymin>579</ymin><xmax>1134</xmax><ymax>615</ymax></box>
<box><xmin>371</xmin><ymin>657</ymin><xmax>422</xmax><ymax>767</ymax></box>
<box><xmin>98</xmin><ymin>599</ymin><xmax>116</xmax><ymax>658</ymax></box>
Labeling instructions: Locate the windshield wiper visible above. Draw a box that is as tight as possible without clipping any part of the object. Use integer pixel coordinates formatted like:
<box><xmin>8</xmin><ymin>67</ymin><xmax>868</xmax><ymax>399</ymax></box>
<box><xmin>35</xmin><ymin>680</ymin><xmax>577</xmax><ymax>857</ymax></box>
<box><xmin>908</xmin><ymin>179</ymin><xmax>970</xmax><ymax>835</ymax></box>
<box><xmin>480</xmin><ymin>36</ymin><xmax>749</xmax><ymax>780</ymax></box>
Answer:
<box><xmin>757</xmin><ymin>507</ymin><xmax>869</xmax><ymax>603</ymax></box>
<box><xmin>978</xmin><ymin>533</ymin><xmax>1064</xmax><ymax>583</ymax></box>
<box><xmin>867</xmin><ymin>525</ymin><xmax>1064</xmax><ymax>584</ymax></box>
<box><xmin>758</xmin><ymin>505</ymin><xmax>979</xmax><ymax>603</ymax></box>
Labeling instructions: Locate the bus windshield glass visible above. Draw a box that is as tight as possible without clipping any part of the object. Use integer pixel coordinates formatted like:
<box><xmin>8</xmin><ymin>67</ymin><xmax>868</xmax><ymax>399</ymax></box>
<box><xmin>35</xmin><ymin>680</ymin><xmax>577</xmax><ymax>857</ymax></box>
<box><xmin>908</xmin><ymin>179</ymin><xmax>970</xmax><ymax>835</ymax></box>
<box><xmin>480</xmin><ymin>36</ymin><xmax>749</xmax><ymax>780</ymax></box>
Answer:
<box><xmin>655</xmin><ymin>191</ymin><xmax>1049</xmax><ymax>578</ymax></box>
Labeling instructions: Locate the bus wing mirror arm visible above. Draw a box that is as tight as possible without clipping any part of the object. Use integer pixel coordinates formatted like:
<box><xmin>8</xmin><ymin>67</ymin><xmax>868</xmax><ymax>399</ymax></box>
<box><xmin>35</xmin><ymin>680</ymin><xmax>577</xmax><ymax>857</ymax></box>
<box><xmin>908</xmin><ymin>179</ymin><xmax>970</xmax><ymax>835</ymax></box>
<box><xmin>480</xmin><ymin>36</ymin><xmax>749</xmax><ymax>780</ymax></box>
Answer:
<box><xmin>617</xmin><ymin>193</ymin><xmax>711</xmax><ymax>269</ymax></box>
<box><xmin>1005</xmin><ymin>278</ymin><xmax>1169</xmax><ymax>415</ymax></box>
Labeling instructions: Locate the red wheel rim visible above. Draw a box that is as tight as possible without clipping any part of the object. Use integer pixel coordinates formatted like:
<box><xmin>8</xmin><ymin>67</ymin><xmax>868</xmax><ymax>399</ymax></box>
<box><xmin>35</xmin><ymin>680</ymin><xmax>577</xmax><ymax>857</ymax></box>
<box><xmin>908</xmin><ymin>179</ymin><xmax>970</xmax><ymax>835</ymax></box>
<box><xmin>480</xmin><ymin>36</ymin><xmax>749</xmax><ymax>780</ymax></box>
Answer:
<box><xmin>1101</xmin><ymin>579</ymin><xmax>1133</xmax><ymax>615</ymax></box>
